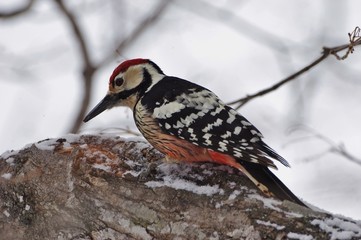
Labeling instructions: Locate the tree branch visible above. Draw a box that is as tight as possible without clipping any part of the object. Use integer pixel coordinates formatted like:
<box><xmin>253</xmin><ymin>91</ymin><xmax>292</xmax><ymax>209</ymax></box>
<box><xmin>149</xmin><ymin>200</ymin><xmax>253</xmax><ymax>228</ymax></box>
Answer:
<box><xmin>96</xmin><ymin>0</ymin><xmax>171</xmax><ymax>68</ymax></box>
<box><xmin>228</xmin><ymin>27</ymin><xmax>361</xmax><ymax>110</ymax></box>
<box><xmin>0</xmin><ymin>0</ymin><xmax>35</xmax><ymax>18</ymax></box>
<box><xmin>286</xmin><ymin>125</ymin><xmax>361</xmax><ymax>166</ymax></box>
<box><xmin>176</xmin><ymin>0</ymin><xmax>294</xmax><ymax>54</ymax></box>
<box><xmin>53</xmin><ymin>0</ymin><xmax>95</xmax><ymax>134</ymax></box>
<box><xmin>2</xmin><ymin>135</ymin><xmax>361</xmax><ymax>239</ymax></box>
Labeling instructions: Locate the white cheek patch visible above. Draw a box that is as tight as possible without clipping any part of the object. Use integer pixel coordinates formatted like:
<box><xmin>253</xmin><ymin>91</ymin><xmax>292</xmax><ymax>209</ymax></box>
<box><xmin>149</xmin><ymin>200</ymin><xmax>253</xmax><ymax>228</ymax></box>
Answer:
<box><xmin>124</xmin><ymin>66</ymin><xmax>142</xmax><ymax>90</ymax></box>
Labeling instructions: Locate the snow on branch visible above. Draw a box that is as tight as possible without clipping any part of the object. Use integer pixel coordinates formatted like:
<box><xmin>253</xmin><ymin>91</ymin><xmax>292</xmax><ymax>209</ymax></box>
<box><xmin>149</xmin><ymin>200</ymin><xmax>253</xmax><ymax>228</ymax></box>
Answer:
<box><xmin>1</xmin><ymin>134</ymin><xmax>361</xmax><ymax>239</ymax></box>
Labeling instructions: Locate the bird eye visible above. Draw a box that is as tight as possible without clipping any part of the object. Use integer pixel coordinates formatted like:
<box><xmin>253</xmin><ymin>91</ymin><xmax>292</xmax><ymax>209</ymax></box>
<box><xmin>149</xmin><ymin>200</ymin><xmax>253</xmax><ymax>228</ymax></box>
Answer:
<box><xmin>114</xmin><ymin>77</ymin><xmax>124</xmax><ymax>87</ymax></box>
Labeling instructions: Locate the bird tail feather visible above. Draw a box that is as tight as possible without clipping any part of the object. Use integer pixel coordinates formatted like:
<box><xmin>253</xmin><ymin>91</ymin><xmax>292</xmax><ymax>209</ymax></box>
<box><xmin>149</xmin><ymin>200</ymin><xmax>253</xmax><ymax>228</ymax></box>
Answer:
<box><xmin>241</xmin><ymin>161</ymin><xmax>308</xmax><ymax>207</ymax></box>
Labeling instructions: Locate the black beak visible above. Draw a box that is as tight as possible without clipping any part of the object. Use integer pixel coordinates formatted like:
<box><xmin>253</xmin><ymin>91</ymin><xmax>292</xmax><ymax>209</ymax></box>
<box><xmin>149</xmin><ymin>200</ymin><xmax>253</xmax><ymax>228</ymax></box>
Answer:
<box><xmin>83</xmin><ymin>94</ymin><xmax>115</xmax><ymax>122</ymax></box>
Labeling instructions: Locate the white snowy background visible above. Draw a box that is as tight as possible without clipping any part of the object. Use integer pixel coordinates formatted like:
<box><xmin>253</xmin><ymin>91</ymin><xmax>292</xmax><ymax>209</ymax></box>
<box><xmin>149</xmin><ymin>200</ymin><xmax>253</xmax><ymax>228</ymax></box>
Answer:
<box><xmin>1</xmin><ymin>0</ymin><xmax>361</xmax><ymax>220</ymax></box>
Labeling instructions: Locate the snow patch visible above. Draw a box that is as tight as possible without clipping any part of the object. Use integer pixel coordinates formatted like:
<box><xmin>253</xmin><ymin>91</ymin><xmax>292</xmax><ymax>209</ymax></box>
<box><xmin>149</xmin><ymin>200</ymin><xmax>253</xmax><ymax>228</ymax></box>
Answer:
<box><xmin>5</xmin><ymin>157</ymin><xmax>14</xmax><ymax>165</ymax></box>
<box><xmin>123</xmin><ymin>170</ymin><xmax>142</xmax><ymax>177</ymax></box>
<box><xmin>248</xmin><ymin>193</ymin><xmax>303</xmax><ymax>218</ymax></box>
<box><xmin>79</xmin><ymin>143</ymin><xmax>88</xmax><ymax>149</ymax></box>
<box><xmin>287</xmin><ymin>232</ymin><xmax>313</xmax><ymax>240</ymax></box>
<box><xmin>92</xmin><ymin>164</ymin><xmax>111</xmax><ymax>172</ymax></box>
<box><xmin>287</xmin><ymin>211</ymin><xmax>303</xmax><ymax>218</ymax></box>
<box><xmin>63</xmin><ymin>134</ymin><xmax>81</xmax><ymax>143</ymax></box>
<box><xmin>256</xmin><ymin>220</ymin><xmax>285</xmax><ymax>230</ymax></box>
<box><xmin>144</xmin><ymin>163</ymin><xmax>225</xmax><ymax>196</ymax></box>
<box><xmin>125</xmin><ymin>137</ymin><xmax>151</xmax><ymax>149</ymax></box>
<box><xmin>124</xmin><ymin>159</ymin><xmax>140</xmax><ymax>168</ymax></box>
<box><xmin>122</xmin><ymin>159</ymin><xmax>148</xmax><ymax>177</ymax></box>
<box><xmin>311</xmin><ymin>217</ymin><xmax>361</xmax><ymax>240</ymax></box>
<box><xmin>228</xmin><ymin>190</ymin><xmax>241</xmax><ymax>200</ymax></box>
<box><xmin>248</xmin><ymin>194</ymin><xmax>282</xmax><ymax>211</ymax></box>
<box><xmin>1</xmin><ymin>150</ymin><xmax>19</xmax><ymax>160</ymax></box>
<box><xmin>3</xmin><ymin>210</ymin><xmax>10</xmax><ymax>217</ymax></box>
<box><xmin>35</xmin><ymin>138</ymin><xmax>59</xmax><ymax>151</ymax></box>
<box><xmin>1</xmin><ymin>173</ymin><xmax>12</xmax><ymax>180</ymax></box>
<box><xmin>145</xmin><ymin>176</ymin><xmax>224</xmax><ymax>196</ymax></box>
<box><xmin>33</xmin><ymin>135</ymin><xmax>82</xmax><ymax>152</ymax></box>
<box><xmin>215</xmin><ymin>202</ymin><xmax>223</xmax><ymax>209</ymax></box>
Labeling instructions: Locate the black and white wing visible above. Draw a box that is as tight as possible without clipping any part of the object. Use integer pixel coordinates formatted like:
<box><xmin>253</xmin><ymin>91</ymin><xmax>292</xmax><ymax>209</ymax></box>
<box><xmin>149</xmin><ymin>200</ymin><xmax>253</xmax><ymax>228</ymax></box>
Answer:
<box><xmin>141</xmin><ymin>76</ymin><xmax>290</xmax><ymax>169</ymax></box>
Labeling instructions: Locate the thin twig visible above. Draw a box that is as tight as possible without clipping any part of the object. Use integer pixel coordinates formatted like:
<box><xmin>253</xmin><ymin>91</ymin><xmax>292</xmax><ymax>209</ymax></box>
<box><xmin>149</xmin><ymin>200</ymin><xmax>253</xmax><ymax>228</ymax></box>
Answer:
<box><xmin>228</xmin><ymin>27</ymin><xmax>361</xmax><ymax>110</ymax></box>
<box><xmin>97</xmin><ymin>0</ymin><xmax>171</xmax><ymax>68</ymax></box>
<box><xmin>54</xmin><ymin>0</ymin><xmax>95</xmax><ymax>134</ymax></box>
<box><xmin>177</xmin><ymin>0</ymin><xmax>301</xmax><ymax>109</ymax></box>
<box><xmin>333</xmin><ymin>26</ymin><xmax>360</xmax><ymax>60</ymax></box>
<box><xmin>176</xmin><ymin>0</ymin><xmax>294</xmax><ymax>54</ymax></box>
<box><xmin>288</xmin><ymin>125</ymin><xmax>361</xmax><ymax>166</ymax></box>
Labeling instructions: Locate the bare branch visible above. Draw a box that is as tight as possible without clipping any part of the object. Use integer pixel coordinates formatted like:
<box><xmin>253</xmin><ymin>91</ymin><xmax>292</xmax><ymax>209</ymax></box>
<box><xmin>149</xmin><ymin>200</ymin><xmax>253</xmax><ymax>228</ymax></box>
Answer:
<box><xmin>287</xmin><ymin>125</ymin><xmax>361</xmax><ymax>166</ymax></box>
<box><xmin>228</xmin><ymin>27</ymin><xmax>361</xmax><ymax>109</ymax></box>
<box><xmin>97</xmin><ymin>0</ymin><xmax>171</xmax><ymax>68</ymax></box>
<box><xmin>53</xmin><ymin>0</ymin><xmax>95</xmax><ymax>134</ymax></box>
<box><xmin>176</xmin><ymin>0</ymin><xmax>294</xmax><ymax>54</ymax></box>
<box><xmin>333</xmin><ymin>26</ymin><xmax>360</xmax><ymax>60</ymax></box>
<box><xmin>333</xmin><ymin>144</ymin><xmax>361</xmax><ymax>166</ymax></box>
<box><xmin>54</xmin><ymin>0</ymin><xmax>92</xmax><ymax>69</ymax></box>
<box><xmin>0</xmin><ymin>0</ymin><xmax>35</xmax><ymax>18</ymax></box>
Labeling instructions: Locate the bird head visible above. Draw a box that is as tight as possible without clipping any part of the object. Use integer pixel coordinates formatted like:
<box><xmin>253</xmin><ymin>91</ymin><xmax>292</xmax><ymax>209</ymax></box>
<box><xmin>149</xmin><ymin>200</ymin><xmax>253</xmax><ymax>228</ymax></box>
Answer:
<box><xmin>83</xmin><ymin>58</ymin><xmax>164</xmax><ymax>122</ymax></box>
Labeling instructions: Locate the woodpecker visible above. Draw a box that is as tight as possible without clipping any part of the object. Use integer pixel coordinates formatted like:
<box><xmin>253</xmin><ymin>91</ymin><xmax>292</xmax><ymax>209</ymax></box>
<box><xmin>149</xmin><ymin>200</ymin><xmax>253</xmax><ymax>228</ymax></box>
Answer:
<box><xmin>83</xmin><ymin>58</ymin><xmax>306</xmax><ymax>207</ymax></box>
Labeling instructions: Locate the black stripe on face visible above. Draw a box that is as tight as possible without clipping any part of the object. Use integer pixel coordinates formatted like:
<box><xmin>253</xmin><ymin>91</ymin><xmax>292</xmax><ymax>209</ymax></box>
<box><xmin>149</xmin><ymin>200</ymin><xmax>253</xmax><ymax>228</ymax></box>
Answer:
<box><xmin>139</xmin><ymin>67</ymin><xmax>152</xmax><ymax>96</ymax></box>
<box><xmin>114</xmin><ymin>88</ymin><xmax>138</xmax><ymax>101</ymax></box>
<box><xmin>84</xmin><ymin>68</ymin><xmax>153</xmax><ymax>122</ymax></box>
<box><xmin>114</xmin><ymin>67</ymin><xmax>153</xmax><ymax>102</ymax></box>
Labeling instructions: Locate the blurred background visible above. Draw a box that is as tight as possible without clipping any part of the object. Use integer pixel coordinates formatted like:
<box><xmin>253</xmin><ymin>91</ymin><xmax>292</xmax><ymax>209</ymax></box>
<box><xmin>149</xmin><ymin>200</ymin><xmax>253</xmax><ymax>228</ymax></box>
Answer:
<box><xmin>1</xmin><ymin>0</ymin><xmax>360</xmax><ymax>219</ymax></box>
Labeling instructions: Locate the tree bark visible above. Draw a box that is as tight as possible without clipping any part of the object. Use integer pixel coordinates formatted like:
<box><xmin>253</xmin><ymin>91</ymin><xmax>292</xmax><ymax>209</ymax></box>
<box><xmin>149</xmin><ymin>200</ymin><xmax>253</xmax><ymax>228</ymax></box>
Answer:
<box><xmin>0</xmin><ymin>135</ymin><xmax>360</xmax><ymax>240</ymax></box>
